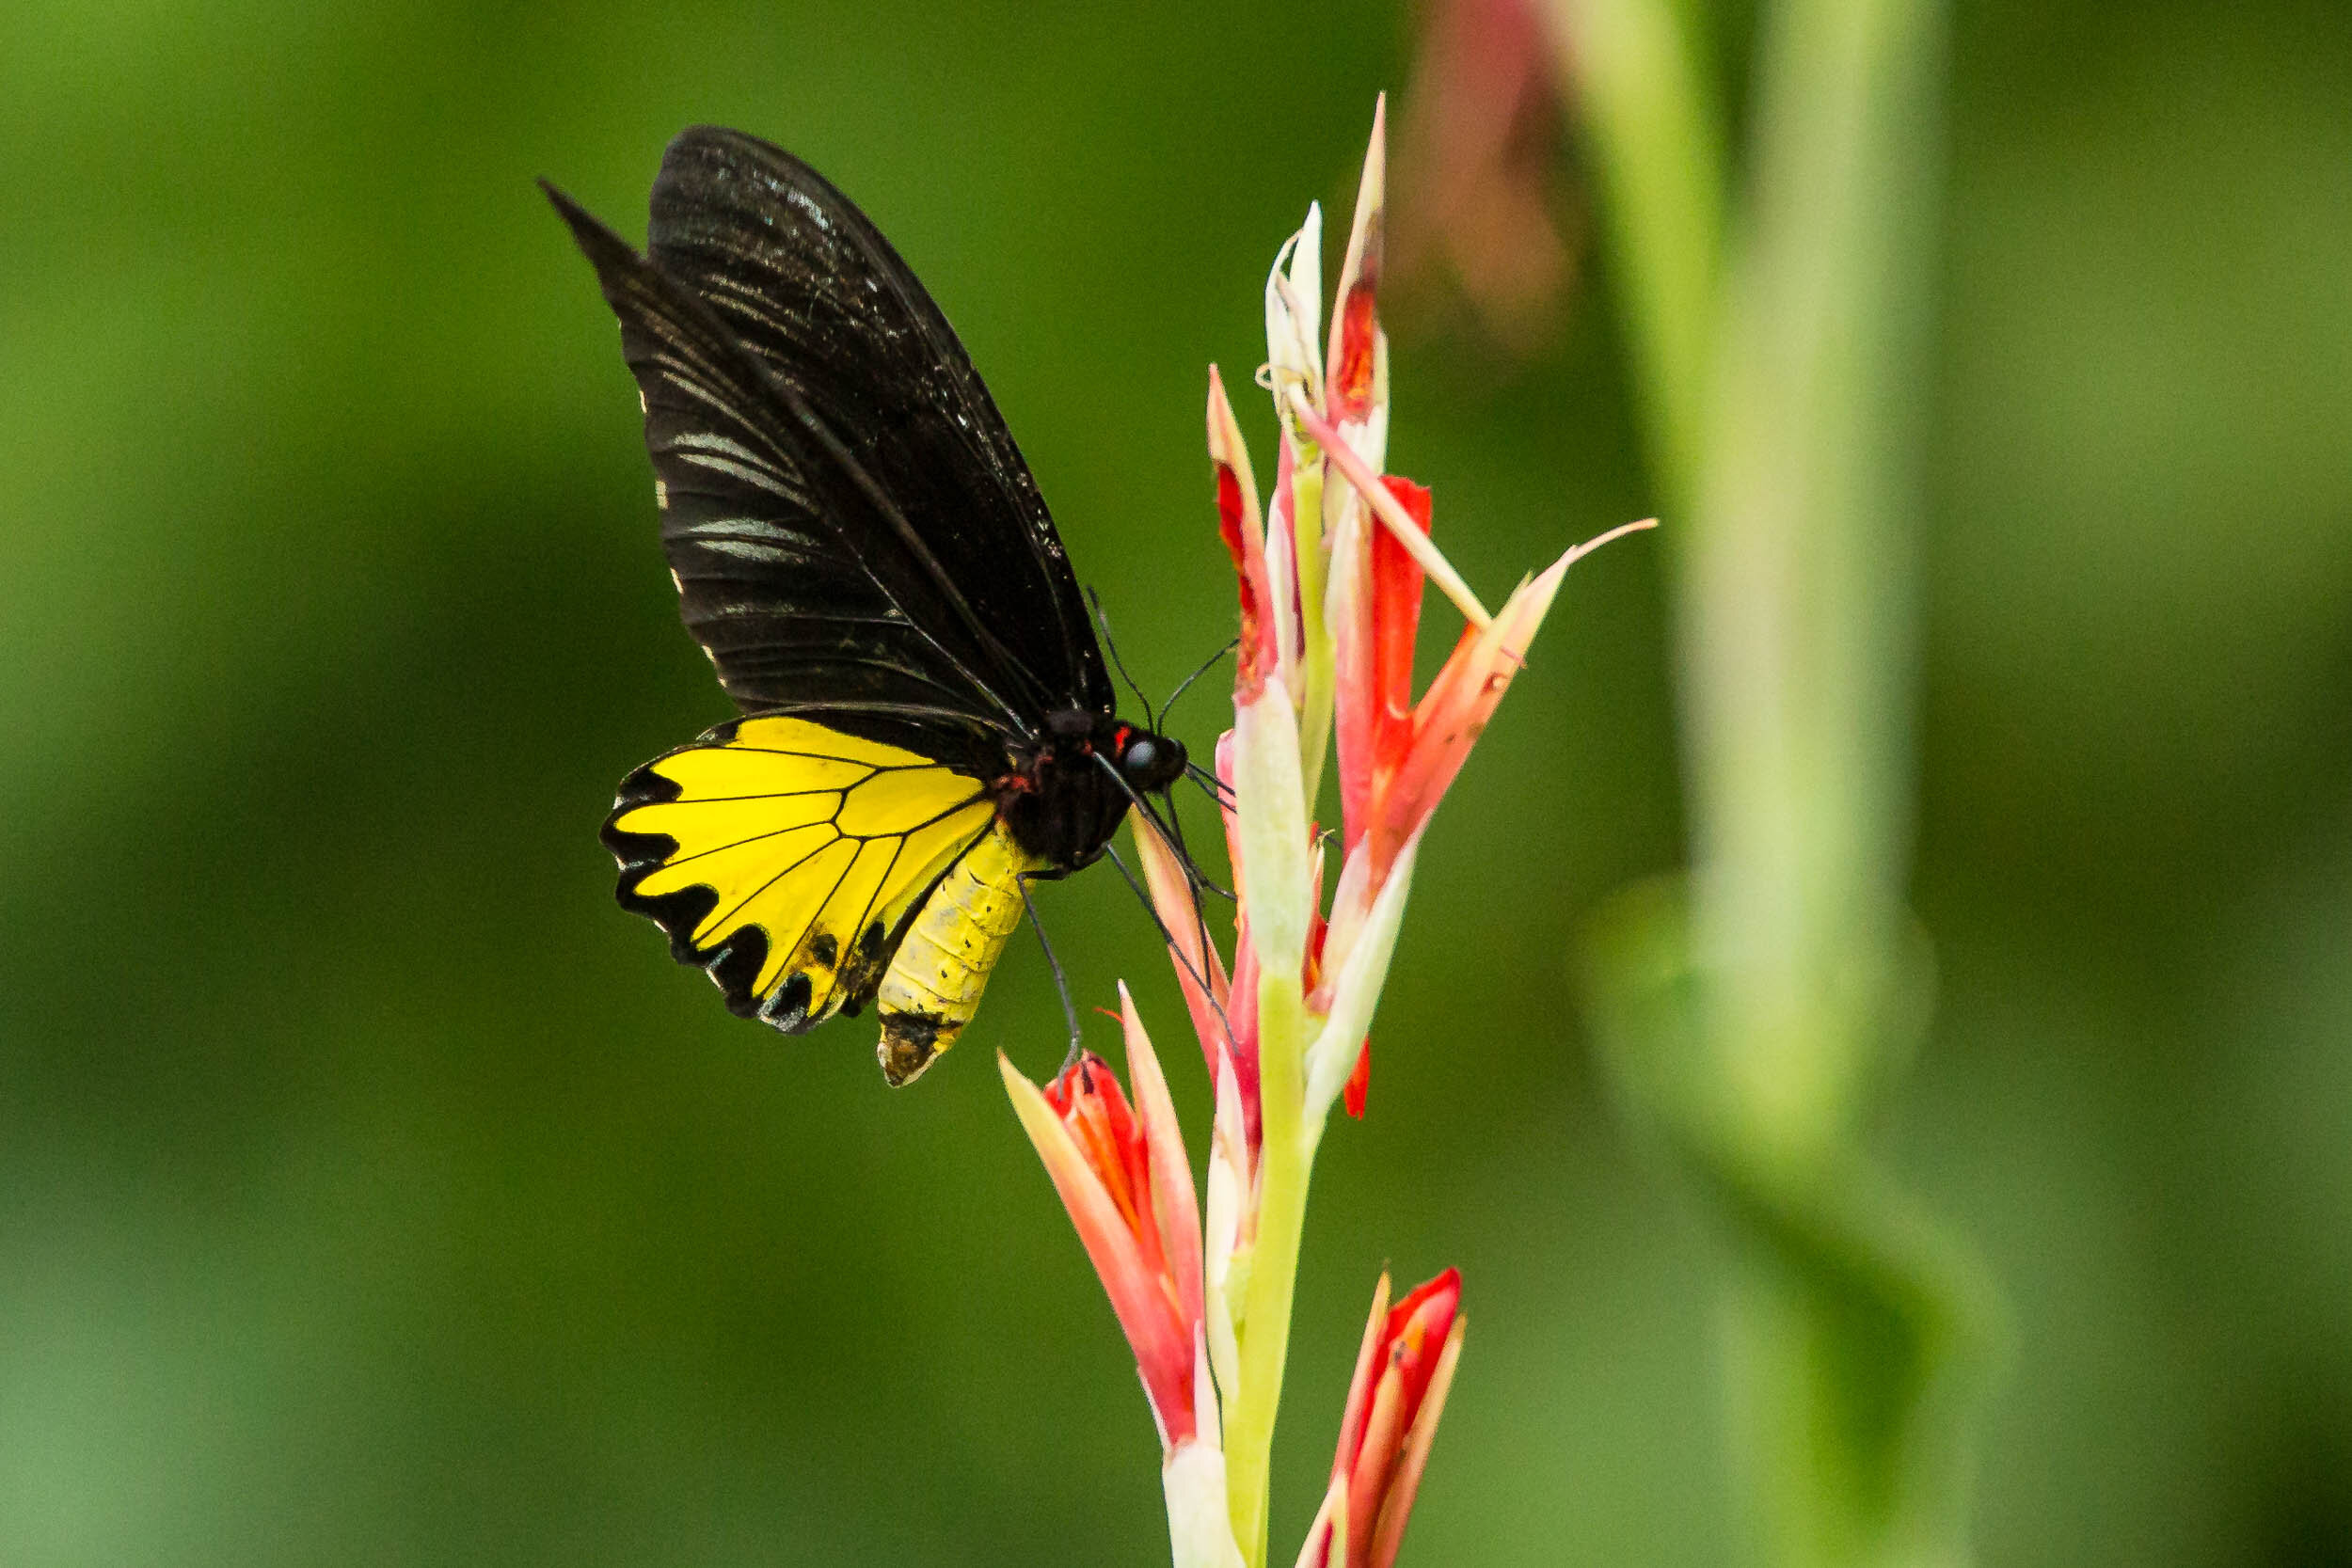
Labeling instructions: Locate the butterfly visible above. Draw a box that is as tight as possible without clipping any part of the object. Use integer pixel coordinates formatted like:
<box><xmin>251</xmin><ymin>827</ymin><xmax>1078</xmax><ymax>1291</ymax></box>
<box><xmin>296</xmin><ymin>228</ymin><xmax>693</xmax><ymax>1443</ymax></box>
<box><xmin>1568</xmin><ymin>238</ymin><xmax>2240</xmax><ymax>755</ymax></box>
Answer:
<box><xmin>548</xmin><ymin>126</ymin><xmax>1191</xmax><ymax>1086</ymax></box>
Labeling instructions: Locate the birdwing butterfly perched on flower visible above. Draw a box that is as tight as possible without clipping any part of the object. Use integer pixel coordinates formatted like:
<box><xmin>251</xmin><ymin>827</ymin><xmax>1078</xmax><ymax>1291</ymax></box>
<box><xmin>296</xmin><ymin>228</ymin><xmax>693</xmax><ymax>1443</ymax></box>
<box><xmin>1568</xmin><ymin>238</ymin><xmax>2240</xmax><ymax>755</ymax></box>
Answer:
<box><xmin>547</xmin><ymin>126</ymin><xmax>1189</xmax><ymax>1085</ymax></box>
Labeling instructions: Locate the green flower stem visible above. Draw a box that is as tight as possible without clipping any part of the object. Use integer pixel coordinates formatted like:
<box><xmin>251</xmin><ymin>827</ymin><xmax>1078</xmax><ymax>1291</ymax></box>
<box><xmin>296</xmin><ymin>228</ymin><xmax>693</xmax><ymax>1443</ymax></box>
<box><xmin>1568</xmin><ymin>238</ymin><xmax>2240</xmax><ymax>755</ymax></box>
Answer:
<box><xmin>1222</xmin><ymin>972</ymin><xmax>1312</xmax><ymax>1568</ymax></box>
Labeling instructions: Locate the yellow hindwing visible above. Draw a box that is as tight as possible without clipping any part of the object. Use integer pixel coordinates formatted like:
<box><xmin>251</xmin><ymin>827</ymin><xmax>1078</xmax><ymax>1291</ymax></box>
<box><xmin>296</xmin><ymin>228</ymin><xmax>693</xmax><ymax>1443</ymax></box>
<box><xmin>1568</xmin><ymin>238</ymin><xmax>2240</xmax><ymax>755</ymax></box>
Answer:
<box><xmin>607</xmin><ymin>715</ymin><xmax>995</xmax><ymax>1033</ymax></box>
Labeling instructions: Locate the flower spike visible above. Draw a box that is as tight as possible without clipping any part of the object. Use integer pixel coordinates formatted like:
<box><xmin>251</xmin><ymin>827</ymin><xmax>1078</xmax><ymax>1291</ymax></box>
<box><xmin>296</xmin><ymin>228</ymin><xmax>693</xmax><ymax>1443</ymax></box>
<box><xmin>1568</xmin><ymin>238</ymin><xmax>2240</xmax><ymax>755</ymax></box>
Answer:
<box><xmin>1006</xmin><ymin>100</ymin><xmax>1638</xmax><ymax>1568</ymax></box>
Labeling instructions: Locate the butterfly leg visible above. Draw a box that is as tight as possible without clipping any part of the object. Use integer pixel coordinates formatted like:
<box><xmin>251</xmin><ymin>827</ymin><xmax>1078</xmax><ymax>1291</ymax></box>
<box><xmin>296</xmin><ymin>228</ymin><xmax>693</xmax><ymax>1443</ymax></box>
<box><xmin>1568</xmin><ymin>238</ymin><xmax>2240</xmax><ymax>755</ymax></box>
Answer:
<box><xmin>1155</xmin><ymin>782</ymin><xmax>1237</xmax><ymax>903</ymax></box>
<box><xmin>1101</xmin><ymin>840</ymin><xmax>1237</xmax><ymax>1054</ymax></box>
<box><xmin>1158</xmin><ymin>789</ymin><xmax>1227</xmax><ymax>1015</ymax></box>
<box><xmin>1016</xmin><ymin>868</ymin><xmax>1083</xmax><ymax>1067</ymax></box>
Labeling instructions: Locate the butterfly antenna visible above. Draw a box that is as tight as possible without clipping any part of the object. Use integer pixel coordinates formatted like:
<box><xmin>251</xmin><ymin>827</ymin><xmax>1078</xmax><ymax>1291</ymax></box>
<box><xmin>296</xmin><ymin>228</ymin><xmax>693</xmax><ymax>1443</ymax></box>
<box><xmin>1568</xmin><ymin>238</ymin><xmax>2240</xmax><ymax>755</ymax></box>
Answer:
<box><xmin>1160</xmin><ymin>638</ymin><xmax>1237</xmax><ymax>729</ymax></box>
<box><xmin>1186</xmin><ymin>758</ymin><xmax>1237</xmax><ymax>811</ymax></box>
<box><xmin>1015</xmin><ymin>870</ymin><xmax>1083</xmax><ymax>1062</ymax></box>
<box><xmin>1100</xmin><ymin>841</ymin><xmax>1238</xmax><ymax>1053</ymax></box>
<box><xmin>1085</xmin><ymin>585</ymin><xmax>1160</xmax><ymax>730</ymax></box>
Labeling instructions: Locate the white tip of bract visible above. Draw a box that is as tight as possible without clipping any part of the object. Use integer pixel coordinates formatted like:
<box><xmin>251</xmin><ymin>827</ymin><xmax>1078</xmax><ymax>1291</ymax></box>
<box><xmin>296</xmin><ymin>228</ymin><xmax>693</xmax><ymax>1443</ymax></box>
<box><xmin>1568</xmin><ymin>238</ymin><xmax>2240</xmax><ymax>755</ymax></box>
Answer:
<box><xmin>1164</xmin><ymin>1438</ymin><xmax>1248</xmax><ymax>1568</ymax></box>
<box><xmin>1291</xmin><ymin>202</ymin><xmax>1324</xmax><ymax>349</ymax></box>
<box><xmin>1264</xmin><ymin>202</ymin><xmax>1325</xmax><ymax>412</ymax></box>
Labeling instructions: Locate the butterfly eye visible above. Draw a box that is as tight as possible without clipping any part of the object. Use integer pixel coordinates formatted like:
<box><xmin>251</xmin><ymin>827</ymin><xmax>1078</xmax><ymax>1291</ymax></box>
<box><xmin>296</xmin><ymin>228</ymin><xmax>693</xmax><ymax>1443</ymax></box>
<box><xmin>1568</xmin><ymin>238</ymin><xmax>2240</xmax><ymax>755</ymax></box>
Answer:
<box><xmin>1121</xmin><ymin>737</ymin><xmax>1161</xmax><ymax>778</ymax></box>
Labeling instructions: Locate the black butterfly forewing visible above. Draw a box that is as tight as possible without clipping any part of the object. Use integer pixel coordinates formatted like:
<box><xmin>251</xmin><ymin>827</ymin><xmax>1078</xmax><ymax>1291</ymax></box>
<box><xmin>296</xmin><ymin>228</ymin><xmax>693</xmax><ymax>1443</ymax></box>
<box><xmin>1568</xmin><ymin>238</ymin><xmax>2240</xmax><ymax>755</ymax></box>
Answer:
<box><xmin>648</xmin><ymin>129</ymin><xmax>1109</xmax><ymax>720</ymax></box>
<box><xmin>552</xmin><ymin>127</ymin><xmax>1109</xmax><ymax>756</ymax></box>
<box><xmin>546</xmin><ymin>187</ymin><xmax>1007</xmax><ymax>769</ymax></box>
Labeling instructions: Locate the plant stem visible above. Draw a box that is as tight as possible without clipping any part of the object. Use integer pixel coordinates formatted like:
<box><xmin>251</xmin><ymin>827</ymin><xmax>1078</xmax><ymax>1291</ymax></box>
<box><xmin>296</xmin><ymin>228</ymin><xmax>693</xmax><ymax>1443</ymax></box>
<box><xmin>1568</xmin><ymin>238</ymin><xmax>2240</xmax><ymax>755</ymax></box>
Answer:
<box><xmin>1543</xmin><ymin>0</ymin><xmax>1727</xmax><ymax>504</ymax></box>
<box><xmin>1560</xmin><ymin>0</ymin><xmax>1984</xmax><ymax>1561</ymax></box>
<box><xmin>1222</xmin><ymin>970</ymin><xmax>1311</xmax><ymax>1568</ymax></box>
<box><xmin>1680</xmin><ymin>0</ymin><xmax>1944</xmax><ymax>1153</ymax></box>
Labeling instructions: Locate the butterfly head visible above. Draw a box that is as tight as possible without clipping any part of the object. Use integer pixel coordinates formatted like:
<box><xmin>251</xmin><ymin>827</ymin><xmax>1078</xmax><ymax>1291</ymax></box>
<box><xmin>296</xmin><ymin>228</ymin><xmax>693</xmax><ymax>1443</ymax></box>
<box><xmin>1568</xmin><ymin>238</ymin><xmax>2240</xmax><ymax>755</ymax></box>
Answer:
<box><xmin>1112</xmin><ymin>725</ymin><xmax>1187</xmax><ymax>794</ymax></box>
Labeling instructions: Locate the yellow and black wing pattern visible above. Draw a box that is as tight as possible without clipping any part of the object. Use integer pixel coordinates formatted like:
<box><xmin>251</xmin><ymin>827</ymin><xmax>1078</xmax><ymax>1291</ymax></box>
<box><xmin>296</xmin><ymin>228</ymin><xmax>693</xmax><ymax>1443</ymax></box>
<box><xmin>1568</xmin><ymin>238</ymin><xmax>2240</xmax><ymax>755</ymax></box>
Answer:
<box><xmin>605</xmin><ymin>714</ymin><xmax>1042</xmax><ymax>1083</ymax></box>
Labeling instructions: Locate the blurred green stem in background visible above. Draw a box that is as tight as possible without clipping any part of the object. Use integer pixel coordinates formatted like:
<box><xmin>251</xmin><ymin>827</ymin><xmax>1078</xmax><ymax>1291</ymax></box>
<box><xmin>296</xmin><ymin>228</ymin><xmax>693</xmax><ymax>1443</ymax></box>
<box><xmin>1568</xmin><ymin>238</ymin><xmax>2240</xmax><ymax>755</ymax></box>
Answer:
<box><xmin>1548</xmin><ymin>0</ymin><xmax>1996</xmax><ymax>1562</ymax></box>
<box><xmin>1546</xmin><ymin>0</ymin><xmax>1724</xmax><ymax>509</ymax></box>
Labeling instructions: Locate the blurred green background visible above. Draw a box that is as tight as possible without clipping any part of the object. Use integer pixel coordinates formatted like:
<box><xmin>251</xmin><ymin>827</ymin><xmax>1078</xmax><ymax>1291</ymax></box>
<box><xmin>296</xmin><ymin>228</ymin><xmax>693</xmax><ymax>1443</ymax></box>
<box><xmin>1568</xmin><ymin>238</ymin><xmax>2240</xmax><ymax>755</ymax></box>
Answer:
<box><xmin>4</xmin><ymin>0</ymin><xmax>2348</xmax><ymax>1563</ymax></box>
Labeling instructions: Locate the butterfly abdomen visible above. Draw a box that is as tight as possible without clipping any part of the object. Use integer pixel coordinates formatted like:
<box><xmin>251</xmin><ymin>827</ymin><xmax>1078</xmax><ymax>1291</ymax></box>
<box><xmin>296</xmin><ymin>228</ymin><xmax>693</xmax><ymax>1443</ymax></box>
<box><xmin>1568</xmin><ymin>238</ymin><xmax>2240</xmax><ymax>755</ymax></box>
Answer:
<box><xmin>876</xmin><ymin>823</ymin><xmax>1042</xmax><ymax>1085</ymax></box>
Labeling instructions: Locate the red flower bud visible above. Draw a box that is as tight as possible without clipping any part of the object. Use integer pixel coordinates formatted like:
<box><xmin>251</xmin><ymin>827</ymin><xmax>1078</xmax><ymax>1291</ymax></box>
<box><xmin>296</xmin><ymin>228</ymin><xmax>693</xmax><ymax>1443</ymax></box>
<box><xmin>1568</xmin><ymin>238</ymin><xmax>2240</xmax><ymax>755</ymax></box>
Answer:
<box><xmin>1300</xmin><ymin>1271</ymin><xmax>1466</xmax><ymax>1568</ymax></box>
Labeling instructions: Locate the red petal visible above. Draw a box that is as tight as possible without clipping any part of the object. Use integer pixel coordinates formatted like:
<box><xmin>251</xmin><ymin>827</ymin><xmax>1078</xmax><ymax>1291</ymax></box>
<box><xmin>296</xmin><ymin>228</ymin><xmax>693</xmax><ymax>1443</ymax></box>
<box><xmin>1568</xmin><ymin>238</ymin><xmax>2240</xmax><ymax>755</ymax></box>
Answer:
<box><xmin>1303</xmin><ymin>851</ymin><xmax>1330</xmax><ymax>997</ymax></box>
<box><xmin>1335</xmin><ymin>476</ymin><xmax>1432</xmax><ymax>861</ymax></box>
<box><xmin>1001</xmin><ymin>1055</ymin><xmax>1197</xmax><ymax>1448</ymax></box>
<box><xmin>1380</xmin><ymin>1269</ymin><xmax>1462</xmax><ymax>1423</ymax></box>
<box><xmin>1327</xmin><ymin>95</ymin><xmax>1388</xmax><ymax>431</ymax></box>
<box><xmin>1332</xmin><ymin>501</ymin><xmax>1378</xmax><ymax>856</ymax></box>
<box><xmin>1330</xmin><ymin>277</ymin><xmax>1382</xmax><ymax>420</ymax></box>
<box><xmin>1372</xmin><ymin>551</ymin><xmax>1570</xmax><ymax>881</ymax></box>
<box><xmin>1343</xmin><ymin>1037</ymin><xmax>1371</xmax><ymax>1119</ymax></box>
<box><xmin>1371</xmin><ymin>476</ymin><xmax>1432</xmax><ymax>768</ymax></box>
<box><xmin>1227</xmin><ymin>912</ymin><xmax>1264</xmax><ymax>1158</ymax></box>
<box><xmin>1208</xmin><ymin>367</ymin><xmax>1275</xmax><ymax>699</ymax></box>
<box><xmin>1331</xmin><ymin>1274</ymin><xmax>1395</xmax><ymax>1486</ymax></box>
<box><xmin>1119</xmin><ymin>987</ymin><xmax>1204</xmax><ymax>1354</ymax></box>
<box><xmin>1131</xmin><ymin>812</ymin><xmax>1232</xmax><ymax>1087</ymax></box>
<box><xmin>1217</xmin><ymin>465</ymin><xmax>1269</xmax><ymax>694</ymax></box>
<box><xmin>1044</xmin><ymin>1052</ymin><xmax>1164</xmax><ymax>1280</ymax></box>
<box><xmin>1267</xmin><ymin>426</ymin><xmax>1306</xmax><ymax>675</ymax></box>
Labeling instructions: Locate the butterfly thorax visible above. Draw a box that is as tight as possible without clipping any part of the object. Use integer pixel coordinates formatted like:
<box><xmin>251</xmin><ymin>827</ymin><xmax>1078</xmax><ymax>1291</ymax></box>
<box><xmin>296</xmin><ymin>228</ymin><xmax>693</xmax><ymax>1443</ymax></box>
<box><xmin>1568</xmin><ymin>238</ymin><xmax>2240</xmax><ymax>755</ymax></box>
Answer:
<box><xmin>994</xmin><ymin>709</ymin><xmax>1187</xmax><ymax>871</ymax></box>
